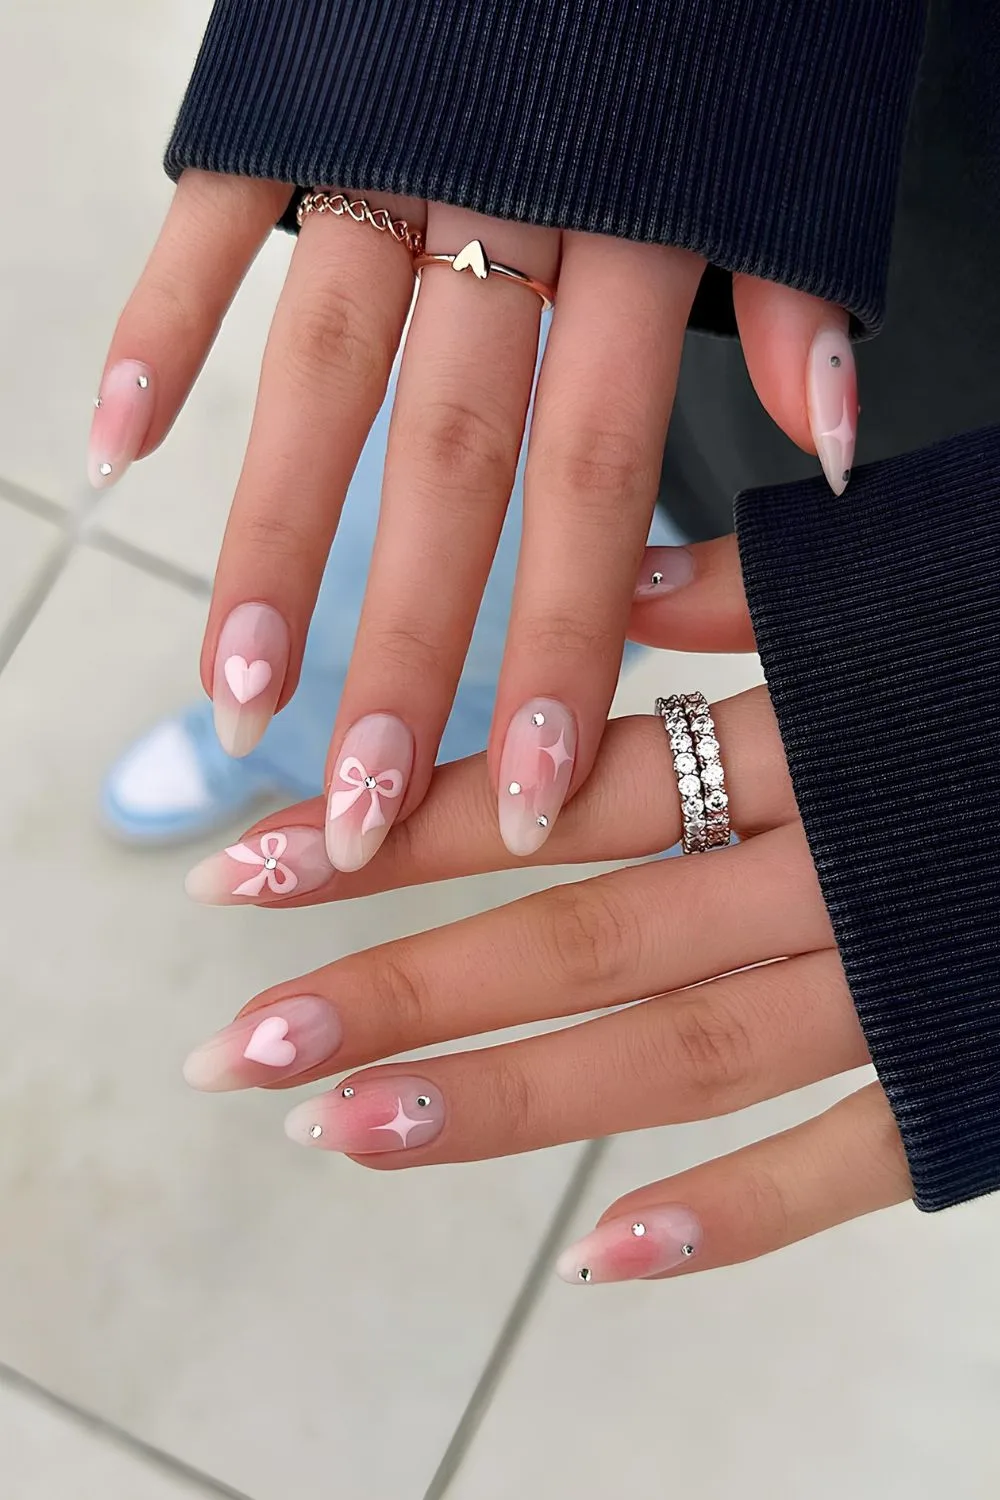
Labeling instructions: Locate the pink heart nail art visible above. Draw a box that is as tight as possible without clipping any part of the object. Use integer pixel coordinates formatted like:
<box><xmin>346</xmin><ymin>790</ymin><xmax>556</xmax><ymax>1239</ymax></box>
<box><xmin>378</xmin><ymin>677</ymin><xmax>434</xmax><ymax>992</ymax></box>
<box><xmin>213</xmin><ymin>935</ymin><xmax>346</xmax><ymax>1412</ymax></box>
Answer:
<box><xmin>243</xmin><ymin>1015</ymin><xmax>297</xmax><ymax>1067</ymax></box>
<box><xmin>224</xmin><ymin>655</ymin><xmax>273</xmax><ymax>704</ymax></box>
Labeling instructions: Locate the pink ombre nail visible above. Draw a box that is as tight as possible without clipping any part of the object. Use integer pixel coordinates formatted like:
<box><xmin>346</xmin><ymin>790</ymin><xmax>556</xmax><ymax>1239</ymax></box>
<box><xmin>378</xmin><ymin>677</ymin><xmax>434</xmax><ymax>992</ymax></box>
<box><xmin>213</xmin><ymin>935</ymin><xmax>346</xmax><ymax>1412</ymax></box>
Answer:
<box><xmin>212</xmin><ymin>602</ymin><xmax>290</xmax><ymax>758</ymax></box>
<box><xmin>325</xmin><ymin>713</ymin><xmax>414</xmax><ymax>872</ymax></box>
<box><xmin>284</xmin><ymin>1075</ymin><xmax>444</xmax><ymax>1154</ymax></box>
<box><xmin>498</xmin><ymin>697</ymin><xmax>577</xmax><ymax>857</ymax></box>
<box><xmin>183</xmin><ymin>995</ymin><xmax>342</xmax><ymax>1092</ymax></box>
<box><xmin>556</xmin><ymin>1206</ymin><xmax>704</xmax><ymax>1285</ymax></box>
<box><xmin>88</xmin><ymin>359</ymin><xmax>155</xmax><ymax>489</ymax></box>
<box><xmin>807</xmin><ymin>328</ymin><xmax>858</xmax><ymax>497</ymax></box>
<box><xmin>634</xmin><ymin>546</ymin><xmax>695</xmax><ymax>598</ymax></box>
<box><xmin>184</xmin><ymin>826</ymin><xmax>332</xmax><ymax>905</ymax></box>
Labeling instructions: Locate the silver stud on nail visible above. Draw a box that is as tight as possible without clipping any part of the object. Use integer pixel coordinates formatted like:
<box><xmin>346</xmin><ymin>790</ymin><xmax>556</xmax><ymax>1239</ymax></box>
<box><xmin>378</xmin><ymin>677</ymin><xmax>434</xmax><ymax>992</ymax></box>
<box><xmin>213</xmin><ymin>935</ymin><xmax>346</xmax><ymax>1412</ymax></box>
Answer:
<box><xmin>99</xmin><ymin>462</ymin><xmax>112</xmax><ymax>477</ymax></box>
<box><xmin>137</xmin><ymin>374</ymin><xmax>149</xmax><ymax>389</ymax></box>
<box><xmin>531</xmin><ymin>712</ymin><xmax>545</xmax><ymax>727</ymax></box>
<box><xmin>536</xmin><ymin>814</ymin><xmax>549</xmax><ymax>829</ymax></box>
<box><xmin>842</xmin><ymin>469</ymin><xmax>851</xmax><ymax>483</ymax></box>
<box><xmin>578</xmin><ymin>1267</ymin><xmax>592</xmax><ymax>1282</ymax></box>
<box><xmin>829</xmin><ymin>354</ymin><xmax>842</xmax><ymax>368</ymax></box>
<box><xmin>651</xmin><ymin>572</ymin><xmax>663</xmax><ymax>586</ymax></box>
<box><xmin>507</xmin><ymin>781</ymin><xmax>522</xmax><ymax>796</ymax></box>
<box><xmin>341</xmin><ymin>1086</ymin><xmax>355</xmax><ymax>1099</ymax></box>
<box><xmin>680</xmin><ymin>1243</ymin><xmax>696</xmax><ymax>1257</ymax></box>
<box><xmin>264</xmin><ymin>857</ymin><xmax>278</xmax><ymax>870</ymax></box>
<box><xmin>309</xmin><ymin>1124</ymin><xmax>323</xmax><ymax>1139</ymax></box>
<box><xmin>416</xmin><ymin>1095</ymin><xmax>431</xmax><ymax>1108</ymax></box>
<box><xmin>93</xmin><ymin>396</ymin><xmax>102</xmax><ymax>409</ymax></box>
<box><xmin>364</xmin><ymin>775</ymin><xmax>377</xmax><ymax>790</ymax></box>
<box><xmin>631</xmin><ymin>1222</ymin><xmax>646</xmax><ymax>1237</ymax></box>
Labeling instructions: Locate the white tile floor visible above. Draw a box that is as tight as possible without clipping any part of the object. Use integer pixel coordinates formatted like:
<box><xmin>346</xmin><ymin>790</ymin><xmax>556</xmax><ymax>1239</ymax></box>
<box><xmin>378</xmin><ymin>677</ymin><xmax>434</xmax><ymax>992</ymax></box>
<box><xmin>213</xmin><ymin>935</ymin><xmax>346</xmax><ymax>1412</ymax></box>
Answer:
<box><xmin>1</xmin><ymin>5</ymin><xmax>999</xmax><ymax>1498</ymax></box>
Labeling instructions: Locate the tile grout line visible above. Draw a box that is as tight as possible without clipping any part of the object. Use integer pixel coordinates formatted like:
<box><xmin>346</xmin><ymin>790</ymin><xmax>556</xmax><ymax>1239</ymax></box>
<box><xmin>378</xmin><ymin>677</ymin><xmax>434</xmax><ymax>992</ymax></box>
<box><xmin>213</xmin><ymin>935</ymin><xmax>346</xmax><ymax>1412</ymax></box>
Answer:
<box><xmin>422</xmin><ymin>1138</ymin><xmax>607</xmax><ymax>1500</ymax></box>
<box><xmin>0</xmin><ymin>1361</ymin><xmax>253</xmax><ymax>1500</ymax></box>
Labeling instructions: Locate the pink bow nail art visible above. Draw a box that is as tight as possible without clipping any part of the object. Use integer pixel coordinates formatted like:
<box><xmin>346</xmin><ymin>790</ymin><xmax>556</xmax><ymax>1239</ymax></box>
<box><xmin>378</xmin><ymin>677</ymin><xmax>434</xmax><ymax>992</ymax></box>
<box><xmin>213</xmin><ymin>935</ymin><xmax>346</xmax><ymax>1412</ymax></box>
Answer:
<box><xmin>326</xmin><ymin>756</ymin><xmax>404</xmax><ymax>835</ymax></box>
<box><xmin>226</xmin><ymin>831</ymin><xmax>298</xmax><ymax>897</ymax></box>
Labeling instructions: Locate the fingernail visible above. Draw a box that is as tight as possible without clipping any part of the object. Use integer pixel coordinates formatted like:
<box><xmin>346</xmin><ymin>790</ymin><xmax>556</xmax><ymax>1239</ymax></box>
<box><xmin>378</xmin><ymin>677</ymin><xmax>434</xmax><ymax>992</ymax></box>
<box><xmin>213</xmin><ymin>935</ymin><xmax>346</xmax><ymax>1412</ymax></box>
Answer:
<box><xmin>212</xmin><ymin>602</ymin><xmax>290</xmax><ymax>758</ymax></box>
<box><xmin>634</xmin><ymin>546</ymin><xmax>695</xmax><ymax>598</ymax></box>
<box><xmin>807</xmin><ymin>328</ymin><xmax>858</xmax><ymax>497</ymax></box>
<box><xmin>325</xmin><ymin>713</ymin><xmax>414</xmax><ymax>873</ymax></box>
<box><xmin>556</xmin><ymin>1206</ymin><xmax>704</xmax><ymax>1285</ymax></box>
<box><xmin>498</xmin><ymin>697</ymin><xmax>577</xmax><ymax>857</ymax></box>
<box><xmin>284</xmin><ymin>1075</ymin><xmax>444</xmax><ymax>1154</ymax></box>
<box><xmin>88</xmin><ymin>360</ymin><xmax>155</xmax><ymax>489</ymax></box>
<box><xmin>184</xmin><ymin>826</ymin><xmax>332</xmax><ymax>905</ymax></box>
<box><xmin>183</xmin><ymin>995</ymin><xmax>342</xmax><ymax>1093</ymax></box>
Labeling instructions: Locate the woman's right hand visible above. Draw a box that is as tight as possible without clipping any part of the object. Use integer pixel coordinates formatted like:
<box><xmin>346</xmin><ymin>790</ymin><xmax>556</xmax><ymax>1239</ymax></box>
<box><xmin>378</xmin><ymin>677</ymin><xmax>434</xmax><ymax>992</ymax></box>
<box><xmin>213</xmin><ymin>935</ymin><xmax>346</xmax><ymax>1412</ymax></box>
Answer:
<box><xmin>91</xmin><ymin>171</ymin><xmax>858</xmax><ymax>872</ymax></box>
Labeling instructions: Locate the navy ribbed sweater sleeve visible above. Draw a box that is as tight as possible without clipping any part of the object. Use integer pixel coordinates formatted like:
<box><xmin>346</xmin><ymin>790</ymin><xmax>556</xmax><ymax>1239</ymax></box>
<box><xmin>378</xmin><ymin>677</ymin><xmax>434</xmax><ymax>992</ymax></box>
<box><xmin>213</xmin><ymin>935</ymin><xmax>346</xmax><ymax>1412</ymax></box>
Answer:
<box><xmin>165</xmin><ymin>0</ymin><xmax>926</xmax><ymax>335</ymax></box>
<box><xmin>736</xmin><ymin>429</ymin><xmax>1000</xmax><ymax>1212</ymax></box>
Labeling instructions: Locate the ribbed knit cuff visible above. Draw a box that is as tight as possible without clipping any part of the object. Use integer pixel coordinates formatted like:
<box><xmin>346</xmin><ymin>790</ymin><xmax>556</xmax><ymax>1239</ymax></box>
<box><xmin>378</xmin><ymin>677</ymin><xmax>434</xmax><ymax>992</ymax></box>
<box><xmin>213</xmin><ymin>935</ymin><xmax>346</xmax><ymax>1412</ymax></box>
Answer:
<box><xmin>735</xmin><ymin>427</ymin><xmax>1000</xmax><ymax>1212</ymax></box>
<box><xmin>165</xmin><ymin>0</ymin><xmax>926</xmax><ymax>336</ymax></box>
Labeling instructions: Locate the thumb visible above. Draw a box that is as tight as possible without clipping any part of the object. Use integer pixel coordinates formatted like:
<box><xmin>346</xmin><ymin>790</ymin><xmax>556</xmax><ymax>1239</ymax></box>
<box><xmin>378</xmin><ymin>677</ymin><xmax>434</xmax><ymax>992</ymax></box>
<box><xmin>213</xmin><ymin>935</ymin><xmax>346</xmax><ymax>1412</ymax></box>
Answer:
<box><xmin>630</xmin><ymin>537</ymin><xmax>755</xmax><ymax>653</ymax></box>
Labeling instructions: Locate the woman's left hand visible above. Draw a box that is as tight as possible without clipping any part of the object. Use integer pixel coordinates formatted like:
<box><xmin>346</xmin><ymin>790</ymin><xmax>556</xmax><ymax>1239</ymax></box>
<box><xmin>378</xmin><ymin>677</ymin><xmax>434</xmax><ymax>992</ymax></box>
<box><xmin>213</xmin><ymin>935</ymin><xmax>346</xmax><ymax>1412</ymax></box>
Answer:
<box><xmin>180</xmin><ymin>537</ymin><xmax>911</xmax><ymax>1285</ymax></box>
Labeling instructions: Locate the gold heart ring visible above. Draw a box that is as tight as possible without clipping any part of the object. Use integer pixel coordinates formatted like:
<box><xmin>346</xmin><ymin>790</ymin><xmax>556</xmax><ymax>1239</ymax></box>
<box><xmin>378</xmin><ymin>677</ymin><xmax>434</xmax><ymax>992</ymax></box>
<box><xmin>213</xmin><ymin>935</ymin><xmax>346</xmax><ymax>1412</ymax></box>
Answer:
<box><xmin>413</xmin><ymin>239</ymin><xmax>556</xmax><ymax>310</ymax></box>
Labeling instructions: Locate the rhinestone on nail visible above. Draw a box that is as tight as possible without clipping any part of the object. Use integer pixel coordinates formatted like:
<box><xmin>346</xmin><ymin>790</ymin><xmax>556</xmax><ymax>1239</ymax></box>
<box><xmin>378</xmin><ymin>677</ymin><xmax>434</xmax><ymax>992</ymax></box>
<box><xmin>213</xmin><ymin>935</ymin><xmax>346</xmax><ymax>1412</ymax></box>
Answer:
<box><xmin>507</xmin><ymin>781</ymin><xmax>522</xmax><ymax>796</ymax></box>
<box><xmin>137</xmin><ymin>374</ymin><xmax>149</xmax><ymax>389</ymax></box>
<box><xmin>651</xmin><ymin>571</ymin><xmax>663</xmax><ymax>586</ymax></box>
<box><xmin>341</xmin><ymin>1086</ymin><xmax>355</xmax><ymax>1099</ymax></box>
<box><xmin>681</xmin><ymin>1243</ymin><xmax>696</xmax><ymax>1257</ymax></box>
<box><xmin>531</xmin><ymin>712</ymin><xmax>545</xmax><ymax>727</ymax></box>
<box><xmin>364</xmin><ymin>775</ymin><xmax>378</xmax><ymax>790</ymax></box>
<box><xmin>631</xmin><ymin>1222</ymin><xmax>646</xmax><ymax>1237</ymax></box>
<box><xmin>93</xmin><ymin>396</ymin><xmax>102</xmax><ymax>409</ymax></box>
<box><xmin>842</xmin><ymin>469</ymin><xmax>851</xmax><ymax>483</ymax></box>
<box><xmin>264</xmin><ymin>857</ymin><xmax>278</xmax><ymax>870</ymax></box>
<box><xmin>578</xmin><ymin>1267</ymin><xmax>592</xmax><ymax>1282</ymax></box>
<box><xmin>829</xmin><ymin>354</ymin><xmax>842</xmax><ymax>368</ymax></box>
<box><xmin>309</xmin><ymin>1124</ymin><xmax>323</xmax><ymax>1139</ymax></box>
<box><xmin>416</xmin><ymin>1095</ymin><xmax>431</xmax><ymax>1108</ymax></box>
<box><xmin>536</xmin><ymin>814</ymin><xmax>549</xmax><ymax>828</ymax></box>
<box><xmin>99</xmin><ymin>462</ymin><xmax>112</xmax><ymax>477</ymax></box>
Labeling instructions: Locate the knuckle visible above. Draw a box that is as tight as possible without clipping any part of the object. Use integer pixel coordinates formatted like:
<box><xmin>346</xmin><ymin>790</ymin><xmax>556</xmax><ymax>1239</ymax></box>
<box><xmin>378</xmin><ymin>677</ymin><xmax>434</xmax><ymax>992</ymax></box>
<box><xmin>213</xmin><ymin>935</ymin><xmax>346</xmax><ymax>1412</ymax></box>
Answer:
<box><xmin>284</xmin><ymin>283</ymin><xmax>385</xmax><ymax>389</ymax></box>
<box><xmin>409</xmin><ymin>398</ymin><xmax>517</xmax><ymax>494</ymax></box>
<box><xmin>519</xmin><ymin>607</ymin><xmax>608</xmax><ymax>665</ymax></box>
<box><xmin>481</xmin><ymin>1053</ymin><xmax>538</xmax><ymax>1148</ymax></box>
<box><xmin>367</xmin><ymin>946</ymin><xmax>430</xmax><ymax>1036</ymax></box>
<box><xmin>368</xmin><ymin>618</ymin><xmax>443</xmax><ymax>680</ymax></box>
<box><xmin>535</xmin><ymin>426</ymin><xmax>657</xmax><ymax>512</ymax></box>
<box><xmin>235</xmin><ymin>508</ymin><xmax>310</xmax><ymax>566</ymax></box>
<box><xmin>740</xmin><ymin>1161</ymin><xmax>793</xmax><ymax>1246</ymax></box>
<box><xmin>671</xmin><ymin>996</ymin><xmax>755</xmax><ymax>1102</ymax></box>
<box><xmin>536</xmin><ymin>879</ymin><xmax>634</xmax><ymax>991</ymax></box>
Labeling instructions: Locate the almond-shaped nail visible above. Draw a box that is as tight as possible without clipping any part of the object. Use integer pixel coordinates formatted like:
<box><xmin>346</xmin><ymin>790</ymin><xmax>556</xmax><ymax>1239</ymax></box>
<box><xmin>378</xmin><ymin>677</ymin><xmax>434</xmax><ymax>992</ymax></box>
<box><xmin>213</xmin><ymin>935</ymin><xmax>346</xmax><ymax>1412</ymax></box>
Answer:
<box><xmin>184</xmin><ymin>825</ymin><xmax>332</xmax><ymax>905</ymax></box>
<box><xmin>634</xmin><ymin>546</ymin><xmax>695</xmax><ymax>598</ymax></box>
<box><xmin>556</xmin><ymin>1206</ymin><xmax>704</xmax><ymax>1285</ymax></box>
<box><xmin>212</xmin><ymin>602</ymin><xmax>290</xmax><ymax>758</ymax></box>
<box><xmin>183</xmin><ymin>995</ymin><xmax>342</xmax><ymax>1092</ymax></box>
<box><xmin>807</xmin><ymin>328</ymin><xmax>858</xmax><ymax>496</ymax></box>
<box><xmin>325</xmin><ymin>713</ymin><xmax>414</xmax><ymax>872</ymax></box>
<box><xmin>284</xmin><ymin>1075</ymin><xmax>444</xmax><ymax>1154</ymax></box>
<box><xmin>498</xmin><ymin>697</ymin><xmax>577</xmax><ymax>857</ymax></box>
<box><xmin>88</xmin><ymin>359</ymin><xmax>155</xmax><ymax>489</ymax></box>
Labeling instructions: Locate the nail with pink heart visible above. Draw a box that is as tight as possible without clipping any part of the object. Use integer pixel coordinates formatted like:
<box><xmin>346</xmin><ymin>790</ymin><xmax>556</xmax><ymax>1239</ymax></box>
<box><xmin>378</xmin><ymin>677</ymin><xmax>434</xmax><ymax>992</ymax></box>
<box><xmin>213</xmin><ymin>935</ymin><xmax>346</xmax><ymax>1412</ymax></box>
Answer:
<box><xmin>183</xmin><ymin>995</ymin><xmax>342</xmax><ymax>1092</ymax></box>
<box><xmin>212</xmin><ymin>602</ymin><xmax>290</xmax><ymax>758</ymax></box>
<box><xmin>184</xmin><ymin>825</ymin><xmax>333</xmax><ymax>905</ymax></box>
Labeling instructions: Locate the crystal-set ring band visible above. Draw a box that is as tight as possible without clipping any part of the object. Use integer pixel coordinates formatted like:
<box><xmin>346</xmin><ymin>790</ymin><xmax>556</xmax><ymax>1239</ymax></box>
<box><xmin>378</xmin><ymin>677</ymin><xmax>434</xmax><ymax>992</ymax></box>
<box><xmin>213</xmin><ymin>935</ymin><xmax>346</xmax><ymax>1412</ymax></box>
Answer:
<box><xmin>655</xmin><ymin>693</ymin><xmax>731</xmax><ymax>854</ymax></box>
<box><xmin>413</xmin><ymin>238</ymin><xmax>556</xmax><ymax>310</ymax></box>
<box><xmin>296</xmin><ymin>191</ymin><xmax>425</xmax><ymax>256</ymax></box>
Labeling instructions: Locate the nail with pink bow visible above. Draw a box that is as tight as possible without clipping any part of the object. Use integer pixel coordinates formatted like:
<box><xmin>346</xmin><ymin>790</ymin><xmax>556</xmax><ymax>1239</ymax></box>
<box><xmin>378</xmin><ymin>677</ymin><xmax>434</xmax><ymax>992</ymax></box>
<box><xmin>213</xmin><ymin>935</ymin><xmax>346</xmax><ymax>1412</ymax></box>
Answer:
<box><xmin>325</xmin><ymin>713</ymin><xmax>415</xmax><ymax>872</ymax></box>
<box><xmin>184</xmin><ymin>826</ymin><xmax>333</xmax><ymax>907</ymax></box>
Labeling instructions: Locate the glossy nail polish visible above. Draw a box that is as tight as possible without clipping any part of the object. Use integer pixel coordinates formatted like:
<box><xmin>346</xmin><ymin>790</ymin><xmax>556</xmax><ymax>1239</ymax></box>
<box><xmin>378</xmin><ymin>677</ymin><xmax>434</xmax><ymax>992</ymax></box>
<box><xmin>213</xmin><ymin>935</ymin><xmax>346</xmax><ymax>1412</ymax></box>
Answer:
<box><xmin>325</xmin><ymin>713</ymin><xmax>414</xmax><ymax>873</ymax></box>
<box><xmin>184</xmin><ymin>825</ymin><xmax>332</xmax><ymax>905</ymax></box>
<box><xmin>556</xmin><ymin>1205</ymin><xmax>704</xmax><ymax>1285</ymax></box>
<box><xmin>88</xmin><ymin>359</ymin><xmax>155</xmax><ymax>489</ymax></box>
<box><xmin>498</xmin><ymin>697</ymin><xmax>577</xmax><ymax>857</ymax></box>
<box><xmin>212</xmin><ymin>602</ymin><xmax>290</xmax><ymax>758</ymax></box>
<box><xmin>807</xmin><ymin>328</ymin><xmax>858</xmax><ymax>497</ymax></box>
<box><xmin>634</xmin><ymin>546</ymin><xmax>695</xmax><ymax>598</ymax></box>
<box><xmin>183</xmin><ymin>995</ymin><xmax>342</xmax><ymax>1092</ymax></box>
<box><xmin>284</xmin><ymin>1075</ymin><xmax>444</xmax><ymax>1154</ymax></box>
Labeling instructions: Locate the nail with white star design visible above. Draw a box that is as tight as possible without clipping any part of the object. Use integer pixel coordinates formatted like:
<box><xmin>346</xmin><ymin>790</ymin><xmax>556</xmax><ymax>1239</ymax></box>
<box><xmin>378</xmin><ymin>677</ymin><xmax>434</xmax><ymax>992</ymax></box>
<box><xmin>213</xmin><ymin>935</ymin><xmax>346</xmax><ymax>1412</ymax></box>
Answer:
<box><xmin>807</xmin><ymin>326</ymin><xmax>858</xmax><ymax>497</ymax></box>
<box><xmin>497</xmin><ymin>698</ymin><xmax>577</xmax><ymax>858</ymax></box>
<box><xmin>283</xmin><ymin>1076</ymin><xmax>444</xmax><ymax>1154</ymax></box>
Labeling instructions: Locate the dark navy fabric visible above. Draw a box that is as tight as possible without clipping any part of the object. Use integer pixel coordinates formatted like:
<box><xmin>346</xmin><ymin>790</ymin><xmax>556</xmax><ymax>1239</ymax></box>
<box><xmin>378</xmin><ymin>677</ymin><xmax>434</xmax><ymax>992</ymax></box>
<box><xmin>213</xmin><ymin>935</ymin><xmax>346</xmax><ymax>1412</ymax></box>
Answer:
<box><xmin>736</xmin><ymin>432</ymin><xmax>1000</xmax><ymax>1211</ymax></box>
<box><xmin>166</xmin><ymin>0</ymin><xmax>927</xmax><ymax>336</ymax></box>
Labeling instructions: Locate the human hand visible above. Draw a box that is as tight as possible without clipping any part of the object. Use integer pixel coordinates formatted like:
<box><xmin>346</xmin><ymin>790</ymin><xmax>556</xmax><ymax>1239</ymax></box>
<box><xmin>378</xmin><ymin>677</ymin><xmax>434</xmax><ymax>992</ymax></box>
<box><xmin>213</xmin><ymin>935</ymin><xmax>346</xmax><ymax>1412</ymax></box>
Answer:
<box><xmin>180</xmin><ymin>536</ymin><xmax>909</xmax><ymax>1285</ymax></box>
<box><xmin>91</xmin><ymin>172</ymin><xmax>858</xmax><ymax>872</ymax></box>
